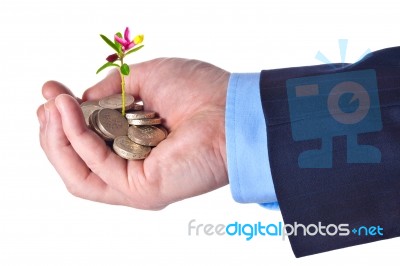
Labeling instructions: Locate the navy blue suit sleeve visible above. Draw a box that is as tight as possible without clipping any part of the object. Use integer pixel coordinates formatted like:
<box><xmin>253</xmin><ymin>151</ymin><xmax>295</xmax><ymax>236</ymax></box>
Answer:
<box><xmin>260</xmin><ymin>46</ymin><xmax>400</xmax><ymax>257</ymax></box>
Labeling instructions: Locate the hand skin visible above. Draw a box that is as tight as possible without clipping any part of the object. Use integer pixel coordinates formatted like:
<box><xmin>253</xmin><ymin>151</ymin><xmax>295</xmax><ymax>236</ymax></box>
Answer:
<box><xmin>37</xmin><ymin>58</ymin><xmax>230</xmax><ymax>210</ymax></box>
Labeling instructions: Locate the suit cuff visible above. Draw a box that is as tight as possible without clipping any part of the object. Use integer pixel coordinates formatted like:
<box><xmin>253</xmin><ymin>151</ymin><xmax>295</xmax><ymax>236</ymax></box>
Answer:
<box><xmin>225</xmin><ymin>73</ymin><xmax>278</xmax><ymax>204</ymax></box>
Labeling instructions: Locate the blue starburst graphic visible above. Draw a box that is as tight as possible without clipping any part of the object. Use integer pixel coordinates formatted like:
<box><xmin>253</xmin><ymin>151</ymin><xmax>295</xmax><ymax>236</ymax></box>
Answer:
<box><xmin>315</xmin><ymin>39</ymin><xmax>371</xmax><ymax>64</ymax></box>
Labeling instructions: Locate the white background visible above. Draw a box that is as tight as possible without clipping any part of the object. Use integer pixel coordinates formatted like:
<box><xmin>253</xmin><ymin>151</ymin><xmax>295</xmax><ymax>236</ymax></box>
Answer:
<box><xmin>0</xmin><ymin>0</ymin><xmax>399</xmax><ymax>265</ymax></box>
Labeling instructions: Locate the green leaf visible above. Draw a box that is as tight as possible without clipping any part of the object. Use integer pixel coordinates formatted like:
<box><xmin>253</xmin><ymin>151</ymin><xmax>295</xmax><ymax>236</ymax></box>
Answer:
<box><xmin>120</xmin><ymin>63</ymin><xmax>130</xmax><ymax>76</ymax></box>
<box><xmin>115</xmin><ymin>32</ymin><xmax>122</xmax><ymax>53</ymax></box>
<box><xmin>100</xmin><ymin>34</ymin><xmax>119</xmax><ymax>53</ymax></box>
<box><xmin>96</xmin><ymin>62</ymin><xmax>119</xmax><ymax>74</ymax></box>
<box><xmin>125</xmin><ymin>45</ymin><xmax>144</xmax><ymax>56</ymax></box>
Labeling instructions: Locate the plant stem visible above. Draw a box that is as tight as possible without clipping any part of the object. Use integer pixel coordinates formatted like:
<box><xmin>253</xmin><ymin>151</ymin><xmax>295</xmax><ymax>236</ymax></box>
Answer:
<box><xmin>120</xmin><ymin>69</ymin><xmax>126</xmax><ymax>116</ymax></box>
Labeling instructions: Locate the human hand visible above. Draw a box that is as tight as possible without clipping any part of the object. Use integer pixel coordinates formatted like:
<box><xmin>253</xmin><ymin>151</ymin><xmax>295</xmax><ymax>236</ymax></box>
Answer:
<box><xmin>37</xmin><ymin>58</ymin><xmax>230</xmax><ymax>210</ymax></box>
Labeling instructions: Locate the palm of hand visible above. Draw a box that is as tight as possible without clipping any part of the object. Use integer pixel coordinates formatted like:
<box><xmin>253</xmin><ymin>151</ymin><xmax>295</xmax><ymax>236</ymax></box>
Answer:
<box><xmin>38</xmin><ymin>58</ymin><xmax>229</xmax><ymax>210</ymax></box>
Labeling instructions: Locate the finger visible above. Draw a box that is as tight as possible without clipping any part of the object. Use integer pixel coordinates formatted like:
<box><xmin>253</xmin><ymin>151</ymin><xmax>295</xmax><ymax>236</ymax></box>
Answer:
<box><xmin>41</xmin><ymin>98</ymin><xmax>127</xmax><ymax>205</ymax></box>
<box><xmin>55</xmin><ymin>94</ymin><xmax>135</xmax><ymax>193</ymax></box>
<box><xmin>42</xmin><ymin>80</ymin><xmax>80</xmax><ymax>101</ymax></box>
<box><xmin>37</xmin><ymin>104</ymin><xmax>46</xmax><ymax>149</ymax></box>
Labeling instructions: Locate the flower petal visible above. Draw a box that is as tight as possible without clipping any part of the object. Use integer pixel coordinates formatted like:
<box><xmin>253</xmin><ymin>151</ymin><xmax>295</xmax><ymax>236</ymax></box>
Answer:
<box><xmin>133</xmin><ymin>34</ymin><xmax>144</xmax><ymax>45</ymax></box>
<box><xmin>106</xmin><ymin>53</ymin><xmax>119</xmax><ymax>62</ymax></box>
<box><xmin>126</xmin><ymin>42</ymin><xmax>136</xmax><ymax>51</ymax></box>
<box><xmin>115</xmin><ymin>35</ymin><xmax>128</xmax><ymax>46</ymax></box>
<box><xmin>124</xmin><ymin>27</ymin><xmax>130</xmax><ymax>42</ymax></box>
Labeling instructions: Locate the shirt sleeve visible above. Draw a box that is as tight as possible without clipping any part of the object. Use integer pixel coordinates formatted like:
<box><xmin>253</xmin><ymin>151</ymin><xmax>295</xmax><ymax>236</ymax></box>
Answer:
<box><xmin>225</xmin><ymin>73</ymin><xmax>278</xmax><ymax>208</ymax></box>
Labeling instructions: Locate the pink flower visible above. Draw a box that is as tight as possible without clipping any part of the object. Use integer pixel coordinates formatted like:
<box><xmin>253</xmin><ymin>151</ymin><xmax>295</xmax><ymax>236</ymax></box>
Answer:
<box><xmin>115</xmin><ymin>27</ymin><xmax>143</xmax><ymax>52</ymax></box>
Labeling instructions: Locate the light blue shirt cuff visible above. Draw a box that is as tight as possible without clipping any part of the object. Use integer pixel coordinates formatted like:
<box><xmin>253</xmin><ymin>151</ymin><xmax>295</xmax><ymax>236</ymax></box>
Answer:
<box><xmin>225</xmin><ymin>73</ymin><xmax>278</xmax><ymax>206</ymax></box>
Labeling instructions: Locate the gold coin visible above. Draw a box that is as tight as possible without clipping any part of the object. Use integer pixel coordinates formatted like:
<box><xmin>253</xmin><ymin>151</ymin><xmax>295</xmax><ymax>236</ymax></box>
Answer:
<box><xmin>113</xmin><ymin>136</ymin><xmax>151</xmax><ymax>160</ymax></box>
<box><xmin>96</xmin><ymin>108</ymin><xmax>129</xmax><ymax>140</ymax></box>
<box><xmin>99</xmin><ymin>94</ymin><xmax>135</xmax><ymax>110</ymax></box>
<box><xmin>127</xmin><ymin>117</ymin><xmax>162</xmax><ymax>126</ymax></box>
<box><xmin>128</xmin><ymin>125</ymin><xmax>166</xmax><ymax>146</ymax></box>
<box><xmin>125</xmin><ymin>111</ymin><xmax>156</xmax><ymax>120</ymax></box>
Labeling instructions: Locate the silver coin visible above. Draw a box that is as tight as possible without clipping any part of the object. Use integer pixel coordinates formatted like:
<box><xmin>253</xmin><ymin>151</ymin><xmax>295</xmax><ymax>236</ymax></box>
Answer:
<box><xmin>89</xmin><ymin>110</ymin><xmax>113</xmax><ymax>141</ymax></box>
<box><xmin>156</xmin><ymin>125</ymin><xmax>168</xmax><ymax>137</ymax></box>
<box><xmin>128</xmin><ymin>125</ymin><xmax>166</xmax><ymax>146</ymax></box>
<box><xmin>125</xmin><ymin>111</ymin><xmax>156</xmax><ymax>120</ymax></box>
<box><xmin>80</xmin><ymin>100</ymin><xmax>100</xmax><ymax>107</ymax></box>
<box><xmin>99</xmin><ymin>94</ymin><xmax>135</xmax><ymax>110</ymax></box>
<box><xmin>127</xmin><ymin>117</ymin><xmax>162</xmax><ymax>126</ymax></box>
<box><xmin>113</xmin><ymin>136</ymin><xmax>151</xmax><ymax>160</ymax></box>
<box><xmin>81</xmin><ymin>104</ymin><xmax>102</xmax><ymax>126</ymax></box>
<box><xmin>130</xmin><ymin>103</ymin><xmax>144</xmax><ymax>111</ymax></box>
<box><xmin>96</xmin><ymin>108</ymin><xmax>129</xmax><ymax>139</ymax></box>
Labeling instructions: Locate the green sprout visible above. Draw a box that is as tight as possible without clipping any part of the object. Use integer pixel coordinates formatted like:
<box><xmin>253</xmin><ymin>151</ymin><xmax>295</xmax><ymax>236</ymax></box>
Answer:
<box><xmin>96</xmin><ymin>27</ymin><xmax>144</xmax><ymax>116</ymax></box>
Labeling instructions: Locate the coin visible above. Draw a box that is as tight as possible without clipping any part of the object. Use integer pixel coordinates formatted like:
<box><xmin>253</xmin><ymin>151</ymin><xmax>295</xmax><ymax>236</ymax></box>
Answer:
<box><xmin>131</xmin><ymin>102</ymin><xmax>144</xmax><ymax>111</ymax></box>
<box><xmin>113</xmin><ymin>136</ymin><xmax>151</xmax><ymax>160</ymax></box>
<box><xmin>128</xmin><ymin>125</ymin><xmax>166</xmax><ymax>146</ymax></box>
<box><xmin>96</xmin><ymin>108</ymin><xmax>129</xmax><ymax>139</ymax></box>
<box><xmin>81</xmin><ymin>103</ymin><xmax>102</xmax><ymax>126</ymax></box>
<box><xmin>127</xmin><ymin>117</ymin><xmax>162</xmax><ymax>126</ymax></box>
<box><xmin>80</xmin><ymin>94</ymin><xmax>167</xmax><ymax>161</ymax></box>
<box><xmin>156</xmin><ymin>125</ymin><xmax>168</xmax><ymax>137</ymax></box>
<box><xmin>80</xmin><ymin>100</ymin><xmax>100</xmax><ymax>107</ymax></box>
<box><xmin>125</xmin><ymin>111</ymin><xmax>156</xmax><ymax>120</ymax></box>
<box><xmin>88</xmin><ymin>109</ymin><xmax>98</xmax><ymax>130</ymax></box>
<box><xmin>99</xmin><ymin>94</ymin><xmax>135</xmax><ymax>110</ymax></box>
<box><xmin>89</xmin><ymin>110</ymin><xmax>113</xmax><ymax>141</ymax></box>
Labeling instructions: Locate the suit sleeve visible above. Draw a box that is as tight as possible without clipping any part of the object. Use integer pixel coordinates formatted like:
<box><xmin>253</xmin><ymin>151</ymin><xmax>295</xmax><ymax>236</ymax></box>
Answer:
<box><xmin>260</xmin><ymin>46</ymin><xmax>400</xmax><ymax>257</ymax></box>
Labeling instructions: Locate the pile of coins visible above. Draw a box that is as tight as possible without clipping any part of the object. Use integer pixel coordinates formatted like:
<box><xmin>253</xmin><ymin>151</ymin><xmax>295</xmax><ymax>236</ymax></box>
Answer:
<box><xmin>80</xmin><ymin>94</ymin><xmax>167</xmax><ymax>160</ymax></box>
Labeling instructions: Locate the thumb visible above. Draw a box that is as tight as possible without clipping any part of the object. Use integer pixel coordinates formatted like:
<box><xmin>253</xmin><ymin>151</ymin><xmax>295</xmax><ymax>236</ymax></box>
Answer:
<box><xmin>82</xmin><ymin>59</ymin><xmax>158</xmax><ymax>102</ymax></box>
<box><xmin>82</xmin><ymin>68</ymin><xmax>122</xmax><ymax>101</ymax></box>
<box><xmin>42</xmin><ymin>80</ymin><xmax>79</xmax><ymax>101</ymax></box>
